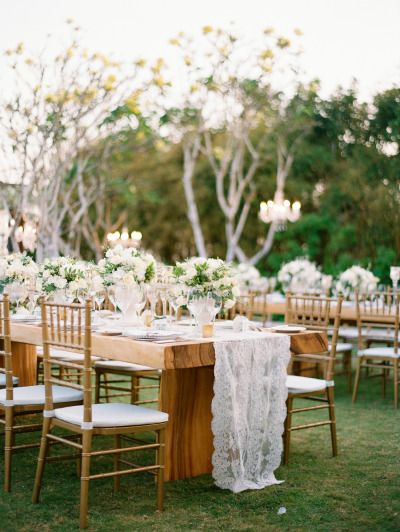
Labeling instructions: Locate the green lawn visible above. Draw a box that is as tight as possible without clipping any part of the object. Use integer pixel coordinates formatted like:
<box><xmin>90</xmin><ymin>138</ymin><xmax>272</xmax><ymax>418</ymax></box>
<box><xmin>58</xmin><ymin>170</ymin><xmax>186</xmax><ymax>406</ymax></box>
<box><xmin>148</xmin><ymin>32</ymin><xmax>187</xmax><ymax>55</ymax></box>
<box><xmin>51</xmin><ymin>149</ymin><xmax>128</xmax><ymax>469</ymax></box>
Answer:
<box><xmin>1</xmin><ymin>374</ymin><xmax>400</xmax><ymax>532</ymax></box>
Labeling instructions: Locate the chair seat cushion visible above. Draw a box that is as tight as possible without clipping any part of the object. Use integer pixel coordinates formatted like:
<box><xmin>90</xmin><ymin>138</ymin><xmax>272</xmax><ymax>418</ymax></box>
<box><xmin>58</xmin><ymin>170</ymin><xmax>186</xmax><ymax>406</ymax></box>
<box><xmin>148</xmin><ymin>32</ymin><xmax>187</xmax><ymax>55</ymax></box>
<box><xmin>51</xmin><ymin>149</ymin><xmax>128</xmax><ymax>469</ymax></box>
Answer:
<box><xmin>0</xmin><ymin>374</ymin><xmax>19</xmax><ymax>387</ymax></box>
<box><xmin>94</xmin><ymin>360</ymin><xmax>159</xmax><ymax>372</ymax></box>
<box><xmin>54</xmin><ymin>403</ymin><xmax>168</xmax><ymax>428</ymax></box>
<box><xmin>358</xmin><ymin>347</ymin><xmax>399</xmax><ymax>358</ymax></box>
<box><xmin>36</xmin><ymin>347</ymin><xmax>101</xmax><ymax>362</ymax></box>
<box><xmin>287</xmin><ymin>375</ymin><xmax>330</xmax><ymax>394</ymax></box>
<box><xmin>330</xmin><ymin>342</ymin><xmax>353</xmax><ymax>353</ymax></box>
<box><xmin>0</xmin><ymin>385</ymin><xmax>83</xmax><ymax>406</ymax></box>
<box><xmin>337</xmin><ymin>327</ymin><xmax>358</xmax><ymax>340</ymax></box>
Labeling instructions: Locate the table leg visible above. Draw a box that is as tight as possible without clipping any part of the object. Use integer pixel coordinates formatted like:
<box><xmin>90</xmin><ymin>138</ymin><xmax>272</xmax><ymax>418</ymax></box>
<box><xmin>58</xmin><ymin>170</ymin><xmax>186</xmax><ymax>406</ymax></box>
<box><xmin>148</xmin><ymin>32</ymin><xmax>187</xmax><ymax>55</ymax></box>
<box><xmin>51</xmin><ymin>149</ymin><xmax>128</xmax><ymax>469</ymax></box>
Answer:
<box><xmin>160</xmin><ymin>366</ymin><xmax>214</xmax><ymax>481</ymax></box>
<box><xmin>11</xmin><ymin>342</ymin><xmax>37</xmax><ymax>386</ymax></box>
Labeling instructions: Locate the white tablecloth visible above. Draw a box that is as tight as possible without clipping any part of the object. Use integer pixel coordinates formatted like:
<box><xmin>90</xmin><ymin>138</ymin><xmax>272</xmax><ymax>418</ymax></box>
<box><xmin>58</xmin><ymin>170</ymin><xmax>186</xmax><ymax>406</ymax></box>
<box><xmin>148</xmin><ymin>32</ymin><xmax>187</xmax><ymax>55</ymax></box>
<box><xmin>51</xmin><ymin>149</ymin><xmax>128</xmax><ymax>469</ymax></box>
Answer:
<box><xmin>211</xmin><ymin>331</ymin><xmax>291</xmax><ymax>493</ymax></box>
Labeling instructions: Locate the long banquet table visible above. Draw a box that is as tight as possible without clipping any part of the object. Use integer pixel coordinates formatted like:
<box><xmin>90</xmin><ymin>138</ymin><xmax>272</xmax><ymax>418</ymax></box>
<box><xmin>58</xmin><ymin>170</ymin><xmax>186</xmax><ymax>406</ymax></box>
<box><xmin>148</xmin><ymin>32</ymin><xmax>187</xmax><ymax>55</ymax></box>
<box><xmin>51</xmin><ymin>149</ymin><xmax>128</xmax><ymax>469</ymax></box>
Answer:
<box><xmin>8</xmin><ymin>321</ymin><xmax>328</xmax><ymax>481</ymax></box>
<box><xmin>254</xmin><ymin>297</ymin><xmax>358</xmax><ymax>322</ymax></box>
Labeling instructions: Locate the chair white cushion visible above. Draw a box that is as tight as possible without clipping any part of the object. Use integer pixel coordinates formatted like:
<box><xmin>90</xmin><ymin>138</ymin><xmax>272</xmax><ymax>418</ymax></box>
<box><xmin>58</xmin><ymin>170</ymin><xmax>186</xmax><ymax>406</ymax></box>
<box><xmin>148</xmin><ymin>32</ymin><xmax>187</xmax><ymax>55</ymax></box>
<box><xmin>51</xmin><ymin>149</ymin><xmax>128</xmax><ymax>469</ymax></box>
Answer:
<box><xmin>54</xmin><ymin>402</ymin><xmax>168</xmax><ymax>428</ymax></box>
<box><xmin>357</xmin><ymin>347</ymin><xmax>400</xmax><ymax>359</ymax></box>
<box><xmin>287</xmin><ymin>375</ymin><xmax>330</xmax><ymax>394</ymax></box>
<box><xmin>0</xmin><ymin>385</ymin><xmax>83</xmax><ymax>406</ymax></box>
<box><xmin>94</xmin><ymin>360</ymin><xmax>159</xmax><ymax>372</ymax></box>
<box><xmin>330</xmin><ymin>342</ymin><xmax>353</xmax><ymax>353</ymax></box>
<box><xmin>337</xmin><ymin>327</ymin><xmax>359</xmax><ymax>340</ymax></box>
<box><xmin>36</xmin><ymin>347</ymin><xmax>101</xmax><ymax>362</ymax></box>
<box><xmin>0</xmin><ymin>374</ymin><xmax>19</xmax><ymax>387</ymax></box>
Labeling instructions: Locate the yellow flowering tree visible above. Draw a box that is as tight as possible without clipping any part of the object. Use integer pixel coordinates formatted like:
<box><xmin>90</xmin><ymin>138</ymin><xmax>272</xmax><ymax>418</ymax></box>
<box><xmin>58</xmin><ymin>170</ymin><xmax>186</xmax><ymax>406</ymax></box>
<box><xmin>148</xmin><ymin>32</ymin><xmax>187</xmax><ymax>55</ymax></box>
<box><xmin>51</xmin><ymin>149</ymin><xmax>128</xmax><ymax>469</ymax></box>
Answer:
<box><xmin>0</xmin><ymin>22</ymin><xmax>156</xmax><ymax>259</ymax></box>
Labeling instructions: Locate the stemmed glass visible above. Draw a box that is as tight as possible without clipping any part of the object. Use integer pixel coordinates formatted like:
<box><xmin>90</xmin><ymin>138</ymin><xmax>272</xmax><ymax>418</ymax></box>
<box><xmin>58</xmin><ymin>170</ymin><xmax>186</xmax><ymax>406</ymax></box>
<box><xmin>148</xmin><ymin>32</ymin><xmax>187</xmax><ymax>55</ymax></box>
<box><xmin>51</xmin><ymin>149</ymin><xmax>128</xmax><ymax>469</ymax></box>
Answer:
<box><xmin>27</xmin><ymin>290</ymin><xmax>41</xmax><ymax>315</ymax></box>
<box><xmin>206</xmin><ymin>291</ymin><xmax>222</xmax><ymax>321</ymax></box>
<box><xmin>390</xmin><ymin>267</ymin><xmax>400</xmax><ymax>292</ymax></box>
<box><xmin>167</xmin><ymin>285</ymin><xmax>186</xmax><ymax>322</ymax></box>
<box><xmin>146</xmin><ymin>285</ymin><xmax>159</xmax><ymax>319</ymax></box>
<box><xmin>8</xmin><ymin>283</ymin><xmax>28</xmax><ymax>314</ymax></box>
<box><xmin>92</xmin><ymin>289</ymin><xmax>105</xmax><ymax>311</ymax></box>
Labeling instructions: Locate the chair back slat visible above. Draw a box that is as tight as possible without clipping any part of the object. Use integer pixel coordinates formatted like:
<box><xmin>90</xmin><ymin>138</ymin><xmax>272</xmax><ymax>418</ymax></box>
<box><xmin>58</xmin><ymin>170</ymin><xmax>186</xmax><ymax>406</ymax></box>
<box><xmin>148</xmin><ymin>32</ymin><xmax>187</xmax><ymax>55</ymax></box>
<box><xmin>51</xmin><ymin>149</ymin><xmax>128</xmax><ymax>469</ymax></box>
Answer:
<box><xmin>232</xmin><ymin>293</ymin><xmax>256</xmax><ymax>320</ymax></box>
<box><xmin>356</xmin><ymin>291</ymin><xmax>399</xmax><ymax>352</ymax></box>
<box><xmin>0</xmin><ymin>294</ymin><xmax>14</xmax><ymax>400</ymax></box>
<box><xmin>286</xmin><ymin>293</ymin><xmax>343</xmax><ymax>381</ymax></box>
<box><xmin>40</xmin><ymin>298</ymin><xmax>92</xmax><ymax>419</ymax></box>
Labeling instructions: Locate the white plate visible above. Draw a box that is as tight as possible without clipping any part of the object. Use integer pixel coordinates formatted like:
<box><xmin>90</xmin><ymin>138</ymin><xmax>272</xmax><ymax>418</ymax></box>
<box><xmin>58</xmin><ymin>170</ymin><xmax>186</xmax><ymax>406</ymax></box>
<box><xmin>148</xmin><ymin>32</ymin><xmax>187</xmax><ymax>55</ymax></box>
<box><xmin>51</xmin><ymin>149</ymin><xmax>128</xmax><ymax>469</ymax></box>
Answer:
<box><xmin>271</xmin><ymin>325</ymin><xmax>307</xmax><ymax>333</ymax></box>
<box><xmin>215</xmin><ymin>321</ymin><xmax>234</xmax><ymax>329</ymax></box>
<box><xmin>96</xmin><ymin>329</ymin><xmax>123</xmax><ymax>336</ymax></box>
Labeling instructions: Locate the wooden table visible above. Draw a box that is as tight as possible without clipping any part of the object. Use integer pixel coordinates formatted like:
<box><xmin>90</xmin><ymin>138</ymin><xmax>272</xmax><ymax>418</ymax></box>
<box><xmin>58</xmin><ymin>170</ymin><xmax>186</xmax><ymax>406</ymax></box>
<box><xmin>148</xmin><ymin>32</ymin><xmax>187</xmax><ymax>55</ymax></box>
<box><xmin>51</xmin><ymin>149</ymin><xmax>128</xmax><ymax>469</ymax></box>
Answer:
<box><xmin>254</xmin><ymin>299</ymin><xmax>358</xmax><ymax>322</ymax></box>
<box><xmin>8</xmin><ymin>322</ymin><xmax>328</xmax><ymax>481</ymax></box>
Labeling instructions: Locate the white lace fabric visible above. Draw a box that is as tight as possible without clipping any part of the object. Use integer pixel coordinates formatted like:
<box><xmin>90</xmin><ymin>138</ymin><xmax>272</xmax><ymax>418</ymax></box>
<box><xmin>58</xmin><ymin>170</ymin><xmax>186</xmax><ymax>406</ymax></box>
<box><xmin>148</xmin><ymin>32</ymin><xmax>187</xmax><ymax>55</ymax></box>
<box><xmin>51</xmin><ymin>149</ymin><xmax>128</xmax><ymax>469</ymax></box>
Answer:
<box><xmin>211</xmin><ymin>332</ymin><xmax>291</xmax><ymax>493</ymax></box>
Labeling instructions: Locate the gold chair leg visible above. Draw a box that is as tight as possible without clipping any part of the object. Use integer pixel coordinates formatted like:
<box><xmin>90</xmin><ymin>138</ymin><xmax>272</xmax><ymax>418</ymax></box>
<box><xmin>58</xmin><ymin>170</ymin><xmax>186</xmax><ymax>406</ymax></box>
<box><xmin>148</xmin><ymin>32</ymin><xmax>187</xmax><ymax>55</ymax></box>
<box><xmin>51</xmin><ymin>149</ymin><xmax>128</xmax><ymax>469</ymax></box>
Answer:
<box><xmin>32</xmin><ymin>416</ymin><xmax>52</xmax><ymax>503</ymax></box>
<box><xmin>4</xmin><ymin>407</ymin><xmax>14</xmax><ymax>492</ymax></box>
<box><xmin>346</xmin><ymin>351</ymin><xmax>352</xmax><ymax>392</ymax></box>
<box><xmin>327</xmin><ymin>387</ymin><xmax>338</xmax><ymax>456</ymax></box>
<box><xmin>156</xmin><ymin>428</ymin><xmax>165</xmax><ymax>511</ymax></box>
<box><xmin>394</xmin><ymin>360</ymin><xmax>399</xmax><ymax>409</ymax></box>
<box><xmin>104</xmin><ymin>373</ymin><xmax>110</xmax><ymax>403</ymax></box>
<box><xmin>352</xmin><ymin>358</ymin><xmax>362</xmax><ymax>403</ymax></box>
<box><xmin>382</xmin><ymin>366</ymin><xmax>387</xmax><ymax>399</ymax></box>
<box><xmin>113</xmin><ymin>435</ymin><xmax>121</xmax><ymax>492</ymax></box>
<box><xmin>94</xmin><ymin>369</ymin><xmax>101</xmax><ymax>403</ymax></box>
<box><xmin>79</xmin><ymin>430</ymin><xmax>93</xmax><ymax>529</ymax></box>
<box><xmin>131</xmin><ymin>375</ymin><xmax>140</xmax><ymax>405</ymax></box>
<box><xmin>283</xmin><ymin>397</ymin><xmax>293</xmax><ymax>466</ymax></box>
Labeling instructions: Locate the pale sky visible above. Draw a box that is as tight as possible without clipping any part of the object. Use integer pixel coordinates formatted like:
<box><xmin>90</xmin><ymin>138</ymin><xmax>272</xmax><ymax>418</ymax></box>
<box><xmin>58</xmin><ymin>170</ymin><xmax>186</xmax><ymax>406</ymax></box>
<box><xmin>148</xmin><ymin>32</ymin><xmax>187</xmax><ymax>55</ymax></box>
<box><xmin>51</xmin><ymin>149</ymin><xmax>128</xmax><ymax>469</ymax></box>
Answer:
<box><xmin>0</xmin><ymin>0</ymin><xmax>399</xmax><ymax>100</ymax></box>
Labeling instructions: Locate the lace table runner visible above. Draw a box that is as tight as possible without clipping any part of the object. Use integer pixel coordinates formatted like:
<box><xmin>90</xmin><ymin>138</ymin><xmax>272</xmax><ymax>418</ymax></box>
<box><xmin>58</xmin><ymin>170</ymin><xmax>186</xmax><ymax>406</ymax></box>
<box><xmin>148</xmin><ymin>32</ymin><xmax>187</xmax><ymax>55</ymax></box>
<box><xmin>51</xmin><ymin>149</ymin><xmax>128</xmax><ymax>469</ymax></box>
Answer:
<box><xmin>211</xmin><ymin>332</ymin><xmax>291</xmax><ymax>493</ymax></box>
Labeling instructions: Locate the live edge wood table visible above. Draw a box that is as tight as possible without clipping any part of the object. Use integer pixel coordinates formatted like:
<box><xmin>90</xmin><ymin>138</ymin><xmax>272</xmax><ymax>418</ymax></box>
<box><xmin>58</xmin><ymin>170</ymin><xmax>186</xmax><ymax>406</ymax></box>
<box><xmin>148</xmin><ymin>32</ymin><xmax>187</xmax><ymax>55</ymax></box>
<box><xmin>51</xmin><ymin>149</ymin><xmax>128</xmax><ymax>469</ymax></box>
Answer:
<box><xmin>8</xmin><ymin>322</ymin><xmax>327</xmax><ymax>481</ymax></box>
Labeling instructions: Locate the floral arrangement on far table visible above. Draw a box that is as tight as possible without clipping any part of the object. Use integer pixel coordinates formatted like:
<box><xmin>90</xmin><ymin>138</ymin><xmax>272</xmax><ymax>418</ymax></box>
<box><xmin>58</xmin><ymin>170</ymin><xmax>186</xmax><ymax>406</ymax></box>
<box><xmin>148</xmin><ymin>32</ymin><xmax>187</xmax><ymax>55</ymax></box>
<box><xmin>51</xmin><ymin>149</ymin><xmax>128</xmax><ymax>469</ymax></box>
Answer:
<box><xmin>98</xmin><ymin>245</ymin><xmax>156</xmax><ymax>287</ymax></box>
<box><xmin>38</xmin><ymin>256</ymin><xmax>87</xmax><ymax>295</ymax></box>
<box><xmin>335</xmin><ymin>266</ymin><xmax>379</xmax><ymax>298</ymax></box>
<box><xmin>0</xmin><ymin>253</ymin><xmax>39</xmax><ymax>292</ymax></box>
<box><xmin>277</xmin><ymin>257</ymin><xmax>328</xmax><ymax>294</ymax></box>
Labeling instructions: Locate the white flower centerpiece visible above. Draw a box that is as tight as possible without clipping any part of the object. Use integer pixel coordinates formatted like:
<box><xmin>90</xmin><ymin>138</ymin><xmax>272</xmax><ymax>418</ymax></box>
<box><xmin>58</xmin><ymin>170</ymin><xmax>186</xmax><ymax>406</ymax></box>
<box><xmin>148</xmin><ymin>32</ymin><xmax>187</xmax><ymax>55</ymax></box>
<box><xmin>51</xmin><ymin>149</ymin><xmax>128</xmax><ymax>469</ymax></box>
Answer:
<box><xmin>98</xmin><ymin>245</ymin><xmax>156</xmax><ymax>287</ymax></box>
<box><xmin>232</xmin><ymin>263</ymin><xmax>269</xmax><ymax>292</ymax></box>
<box><xmin>277</xmin><ymin>258</ymin><xmax>326</xmax><ymax>294</ymax></box>
<box><xmin>0</xmin><ymin>253</ymin><xmax>39</xmax><ymax>312</ymax></box>
<box><xmin>0</xmin><ymin>253</ymin><xmax>39</xmax><ymax>292</ymax></box>
<box><xmin>38</xmin><ymin>257</ymin><xmax>87</xmax><ymax>300</ymax></box>
<box><xmin>173</xmin><ymin>257</ymin><xmax>239</xmax><ymax>326</ymax></box>
<box><xmin>98</xmin><ymin>245</ymin><xmax>156</xmax><ymax>321</ymax></box>
<box><xmin>335</xmin><ymin>266</ymin><xmax>379</xmax><ymax>299</ymax></box>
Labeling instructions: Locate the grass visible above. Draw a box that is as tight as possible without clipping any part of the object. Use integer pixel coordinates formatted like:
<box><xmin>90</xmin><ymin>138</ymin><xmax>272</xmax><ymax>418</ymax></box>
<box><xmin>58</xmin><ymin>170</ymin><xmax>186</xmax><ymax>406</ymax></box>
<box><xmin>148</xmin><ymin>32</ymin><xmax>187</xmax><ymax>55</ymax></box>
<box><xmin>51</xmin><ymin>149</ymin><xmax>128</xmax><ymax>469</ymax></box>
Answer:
<box><xmin>1</xmin><ymin>374</ymin><xmax>400</xmax><ymax>531</ymax></box>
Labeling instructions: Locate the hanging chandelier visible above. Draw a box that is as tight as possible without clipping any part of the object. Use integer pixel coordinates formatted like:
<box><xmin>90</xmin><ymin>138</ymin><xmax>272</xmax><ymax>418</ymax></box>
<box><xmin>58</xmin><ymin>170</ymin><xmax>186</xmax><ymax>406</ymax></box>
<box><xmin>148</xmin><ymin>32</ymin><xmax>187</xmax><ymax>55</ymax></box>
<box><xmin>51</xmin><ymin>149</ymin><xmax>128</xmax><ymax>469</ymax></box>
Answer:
<box><xmin>259</xmin><ymin>191</ymin><xmax>301</xmax><ymax>230</ymax></box>
<box><xmin>106</xmin><ymin>227</ymin><xmax>143</xmax><ymax>248</ymax></box>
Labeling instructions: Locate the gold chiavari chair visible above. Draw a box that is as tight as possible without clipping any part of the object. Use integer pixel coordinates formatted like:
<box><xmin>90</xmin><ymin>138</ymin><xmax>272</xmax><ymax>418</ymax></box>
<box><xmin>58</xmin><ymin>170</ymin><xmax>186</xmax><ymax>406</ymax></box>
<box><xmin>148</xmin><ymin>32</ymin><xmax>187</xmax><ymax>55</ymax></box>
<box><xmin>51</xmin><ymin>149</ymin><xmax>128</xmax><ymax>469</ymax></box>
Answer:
<box><xmin>32</xmin><ymin>298</ymin><xmax>168</xmax><ymax>529</ymax></box>
<box><xmin>352</xmin><ymin>291</ymin><xmax>399</xmax><ymax>408</ymax></box>
<box><xmin>0</xmin><ymin>296</ymin><xmax>19</xmax><ymax>391</ymax></box>
<box><xmin>230</xmin><ymin>293</ymin><xmax>256</xmax><ymax>320</ymax></box>
<box><xmin>0</xmin><ymin>294</ymin><xmax>84</xmax><ymax>492</ymax></box>
<box><xmin>283</xmin><ymin>293</ymin><xmax>343</xmax><ymax>465</ymax></box>
<box><xmin>94</xmin><ymin>361</ymin><xmax>161</xmax><ymax>406</ymax></box>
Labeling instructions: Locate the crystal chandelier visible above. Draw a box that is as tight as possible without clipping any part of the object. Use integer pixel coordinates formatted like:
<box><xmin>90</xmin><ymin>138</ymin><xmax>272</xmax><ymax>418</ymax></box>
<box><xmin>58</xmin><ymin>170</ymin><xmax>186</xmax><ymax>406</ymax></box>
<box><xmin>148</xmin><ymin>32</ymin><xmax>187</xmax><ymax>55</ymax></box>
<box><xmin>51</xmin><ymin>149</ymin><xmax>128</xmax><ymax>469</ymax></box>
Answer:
<box><xmin>259</xmin><ymin>191</ymin><xmax>301</xmax><ymax>230</ymax></box>
<box><xmin>106</xmin><ymin>227</ymin><xmax>143</xmax><ymax>248</ymax></box>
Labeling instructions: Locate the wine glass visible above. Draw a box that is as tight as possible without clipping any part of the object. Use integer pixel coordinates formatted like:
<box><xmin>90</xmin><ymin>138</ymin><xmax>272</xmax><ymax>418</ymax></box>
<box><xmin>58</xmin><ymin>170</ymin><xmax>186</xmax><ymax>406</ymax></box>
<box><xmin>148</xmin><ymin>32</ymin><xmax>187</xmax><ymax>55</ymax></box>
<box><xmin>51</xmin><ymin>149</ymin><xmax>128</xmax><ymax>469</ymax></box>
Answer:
<box><xmin>27</xmin><ymin>290</ymin><xmax>40</xmax><ymax>315</ymax></box>
<box><xmin>133</xmin><ymin>285</ymin><xmax>146</xmax><ymax>320</ymax></box>
<box><xmin>167</xmin><ymin>285</ymin><xmax>185</xmax><ymax>322</ymax></box>
<box><xmin>206</xmin><ymin>291</ymin><xmax>222</xmax><ymax>321</ymax></box>
<box><xmin>187</xmin><ymin>288</ymin><xmax>208</xmax><ymax>327</ymax></box>
<box><xmin>107</xmin><ymin>286</ymin><xmax>118</xmax><ymax>312</ymax></box>
<box><xmin>8</xmin><ymin>283</ymin><xmax>28</xmax><ymax>314</ymax></box>
<box><xmin>390</xmin><ymin>267</ymin><xmax>400</xmax><ymax>292</ymax></box>
<box><xmin>113</xmin><ymin>284</ymin><xmax>132</xmax><ymax>319</ymax></box>
<box><xmin>146</xmin><ymin>285</ymin><xmax>159</xmax><ymax>318</ymax></box>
